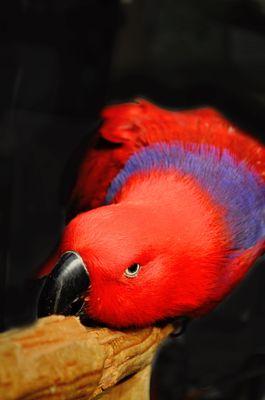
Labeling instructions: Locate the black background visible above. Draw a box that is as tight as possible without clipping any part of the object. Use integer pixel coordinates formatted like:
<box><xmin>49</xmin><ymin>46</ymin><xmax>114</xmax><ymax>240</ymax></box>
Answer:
<box><xmin>0</xmin><ymin>1</ymin><xmax>265</xmax><ymax>399</ymax></box>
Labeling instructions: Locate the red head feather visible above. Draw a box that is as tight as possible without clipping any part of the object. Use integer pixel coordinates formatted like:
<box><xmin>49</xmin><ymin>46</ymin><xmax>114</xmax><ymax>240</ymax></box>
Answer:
<box><xmin>61</xmin><ymin>170</ymin><xmax>230</xmax><ymax>327</ymax></box>
<box><xmin>41</xmin><ymin>99</ymin><xmax>265</xmax><ymax>327</ymax></box>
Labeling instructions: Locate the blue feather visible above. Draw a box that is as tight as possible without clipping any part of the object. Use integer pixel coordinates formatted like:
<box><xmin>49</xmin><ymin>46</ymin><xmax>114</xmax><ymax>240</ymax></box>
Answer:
<box><xmin>106</xmin><ymin>142</ymin><xmax>265</xmax><ymax>250</ymax></box>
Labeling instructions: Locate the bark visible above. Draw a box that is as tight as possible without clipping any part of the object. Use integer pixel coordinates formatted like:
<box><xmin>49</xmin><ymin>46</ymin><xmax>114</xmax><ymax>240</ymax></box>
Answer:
<box><xmin>0</xmin><ymin>315</ymin><xmax>173</xmax><ymax>400</ymax></box>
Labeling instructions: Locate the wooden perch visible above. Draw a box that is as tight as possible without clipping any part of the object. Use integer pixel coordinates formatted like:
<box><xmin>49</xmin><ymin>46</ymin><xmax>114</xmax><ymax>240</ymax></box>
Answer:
<box><xmin>0</xmin><ymin>316</ymin><xmax>174</xmax><ymax>400</ymax></box>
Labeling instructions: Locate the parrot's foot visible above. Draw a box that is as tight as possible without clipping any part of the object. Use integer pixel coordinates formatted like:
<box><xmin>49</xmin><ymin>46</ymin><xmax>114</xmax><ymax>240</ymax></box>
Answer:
<box><xmin>170</xmin><ymin>316</ymin><xmax>190</xmax><ymax>338</ymax></box>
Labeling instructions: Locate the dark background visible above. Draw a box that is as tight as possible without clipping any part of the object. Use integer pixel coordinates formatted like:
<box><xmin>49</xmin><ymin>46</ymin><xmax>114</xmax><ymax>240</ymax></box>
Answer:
<box><xmin>0</xmin><ymin>1</ymin><xmax>265</xmax><ymax>399</ymax></box>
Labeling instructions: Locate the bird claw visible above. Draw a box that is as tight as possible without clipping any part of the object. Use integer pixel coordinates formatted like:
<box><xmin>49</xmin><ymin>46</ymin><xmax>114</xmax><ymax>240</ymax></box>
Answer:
<box><xmin>170</xmin><ymin>316</ymin><xmax>190</xmax><ymax>338</ymax></box>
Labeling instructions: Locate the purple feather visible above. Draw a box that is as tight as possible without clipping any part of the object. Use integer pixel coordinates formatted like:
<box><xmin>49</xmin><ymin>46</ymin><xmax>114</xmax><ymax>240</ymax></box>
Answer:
<box><xmin>106</xmin><ymin>142</ymin><xmax>265</xmax><ymax>251</ymax></box>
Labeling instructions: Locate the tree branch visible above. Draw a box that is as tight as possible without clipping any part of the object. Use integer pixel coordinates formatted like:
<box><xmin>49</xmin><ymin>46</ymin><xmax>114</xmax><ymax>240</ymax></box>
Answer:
<box><xmin>0</xmin><ymin>316</ymin><xmax>173</xmax><ymax>400</ymax></box>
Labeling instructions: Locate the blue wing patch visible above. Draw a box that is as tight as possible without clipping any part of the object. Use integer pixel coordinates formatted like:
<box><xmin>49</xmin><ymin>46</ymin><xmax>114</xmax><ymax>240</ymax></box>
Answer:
<box><xmin>106</xmin><ymin>142</ymin><xmax>265</xmax><ymax>250</ymax></box>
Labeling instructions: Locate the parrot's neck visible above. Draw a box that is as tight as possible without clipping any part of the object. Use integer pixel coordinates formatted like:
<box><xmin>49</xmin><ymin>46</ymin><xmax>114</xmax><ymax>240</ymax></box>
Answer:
<box><xmin>106</xmin><ymin>142</ymin><xmax>265</xmax><ymax>253</ymax></box>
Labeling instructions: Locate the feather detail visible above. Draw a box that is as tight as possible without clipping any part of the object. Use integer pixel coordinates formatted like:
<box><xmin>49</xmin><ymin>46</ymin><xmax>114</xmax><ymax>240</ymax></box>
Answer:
<box><xmin>106</xmin><ymin>142</ymin><xmax>265</xmax><ymax>251</ymax></box>
<box><xmin>70</xmin><ymin>99</ymin><xmax>265</xmax><ymax>215</ymax></box>
<box><xmin>198</xmin><ymin>239</ymin><xmax>265</xmax><ymax>316</ymax></box>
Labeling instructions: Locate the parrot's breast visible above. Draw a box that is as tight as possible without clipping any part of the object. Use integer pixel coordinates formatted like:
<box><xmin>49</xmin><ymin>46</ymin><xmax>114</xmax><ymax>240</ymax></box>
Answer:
<box><xmin>106</xmin><ymin>142</ymin><xmax>265</xmax><ymax>251</ymax></box>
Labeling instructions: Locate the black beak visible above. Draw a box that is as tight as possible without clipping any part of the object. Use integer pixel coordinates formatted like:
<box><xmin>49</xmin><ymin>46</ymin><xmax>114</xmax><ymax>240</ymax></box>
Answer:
<box><xmin>38</xmin><ymin>251</ymin><xmax>90</xmax><ymax>317</ymax></box>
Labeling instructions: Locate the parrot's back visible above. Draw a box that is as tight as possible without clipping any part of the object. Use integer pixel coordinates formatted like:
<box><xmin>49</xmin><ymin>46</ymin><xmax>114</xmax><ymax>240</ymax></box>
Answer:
<box><xmin>70</xmin><ymin>99</ymin><xmax>265</xmax><ymax>215</ymax></box>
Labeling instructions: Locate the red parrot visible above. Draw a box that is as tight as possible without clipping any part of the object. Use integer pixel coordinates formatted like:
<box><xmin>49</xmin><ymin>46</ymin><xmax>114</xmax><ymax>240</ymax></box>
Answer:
<box><xmin>38</xmin><ymin>99</ymin><xmax>265</xmax><ymax>328</ymax></box>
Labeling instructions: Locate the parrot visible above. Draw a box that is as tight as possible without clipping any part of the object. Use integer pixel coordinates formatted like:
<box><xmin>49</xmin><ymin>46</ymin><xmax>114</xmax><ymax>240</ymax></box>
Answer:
<box><xmin>38</xmin><ymin>99</ymin><xmax>265</xmax><ymax>328</ymax></box>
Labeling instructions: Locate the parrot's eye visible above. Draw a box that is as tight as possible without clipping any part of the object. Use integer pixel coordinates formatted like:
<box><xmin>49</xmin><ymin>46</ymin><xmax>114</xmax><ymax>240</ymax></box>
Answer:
<box><xmin>124</xmin><ymin>263</ymin><xmax>141</xmax><ymax>278</ymax></box>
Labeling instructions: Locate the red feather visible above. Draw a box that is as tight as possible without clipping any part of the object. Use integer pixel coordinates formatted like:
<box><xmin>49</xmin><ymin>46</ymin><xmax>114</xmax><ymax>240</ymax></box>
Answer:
<box><xmin>41</xmin><ymin>99</ymin><xmax>265</xmax><ymax>327</ymax></box>
<box><xmin>71</xmin><ymin>99</ymin><xmax>265</xmax><ymax>214</ymax></box>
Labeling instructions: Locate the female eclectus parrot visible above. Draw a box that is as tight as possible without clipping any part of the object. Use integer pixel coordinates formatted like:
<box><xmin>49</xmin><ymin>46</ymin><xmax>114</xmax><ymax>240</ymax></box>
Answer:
<box><xmin>38</xmin><ymin>99</ymin><xmax>265</xmax><ymax>328</ymax></box>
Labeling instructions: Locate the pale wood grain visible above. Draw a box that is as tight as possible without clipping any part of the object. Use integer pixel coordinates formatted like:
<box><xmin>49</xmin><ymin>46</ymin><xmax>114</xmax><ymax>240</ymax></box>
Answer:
<box><xmin>97</xmin><ymin>366</ymin><xmax>151</xmax><ymax>400</ymax></box>
<box><xmin>0</xmin><ymin>316</ymin><xmax>173</xmax><ymax>400</ymax></box>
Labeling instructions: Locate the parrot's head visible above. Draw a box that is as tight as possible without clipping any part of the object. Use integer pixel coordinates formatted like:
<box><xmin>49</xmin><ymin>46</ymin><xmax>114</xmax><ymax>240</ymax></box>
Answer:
<box><xmin>39</xmin><ymin>172</ymin><xmax>230</xmax><ymax>327</ymax></box>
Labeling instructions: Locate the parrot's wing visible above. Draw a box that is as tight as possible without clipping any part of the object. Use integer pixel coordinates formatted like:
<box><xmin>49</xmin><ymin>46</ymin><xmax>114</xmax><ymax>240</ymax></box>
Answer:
<box><xmin>69</xmin><ymin>99</ymin><xmax>265</xmax><ymax>216</ymax></box>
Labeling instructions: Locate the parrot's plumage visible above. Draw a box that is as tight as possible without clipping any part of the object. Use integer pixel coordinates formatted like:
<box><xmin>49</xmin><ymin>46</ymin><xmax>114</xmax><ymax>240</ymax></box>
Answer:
<box><xmin>41</xmin><ymin>99</ymin><xmax>265</xmax><ymax>327</ymax></box>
